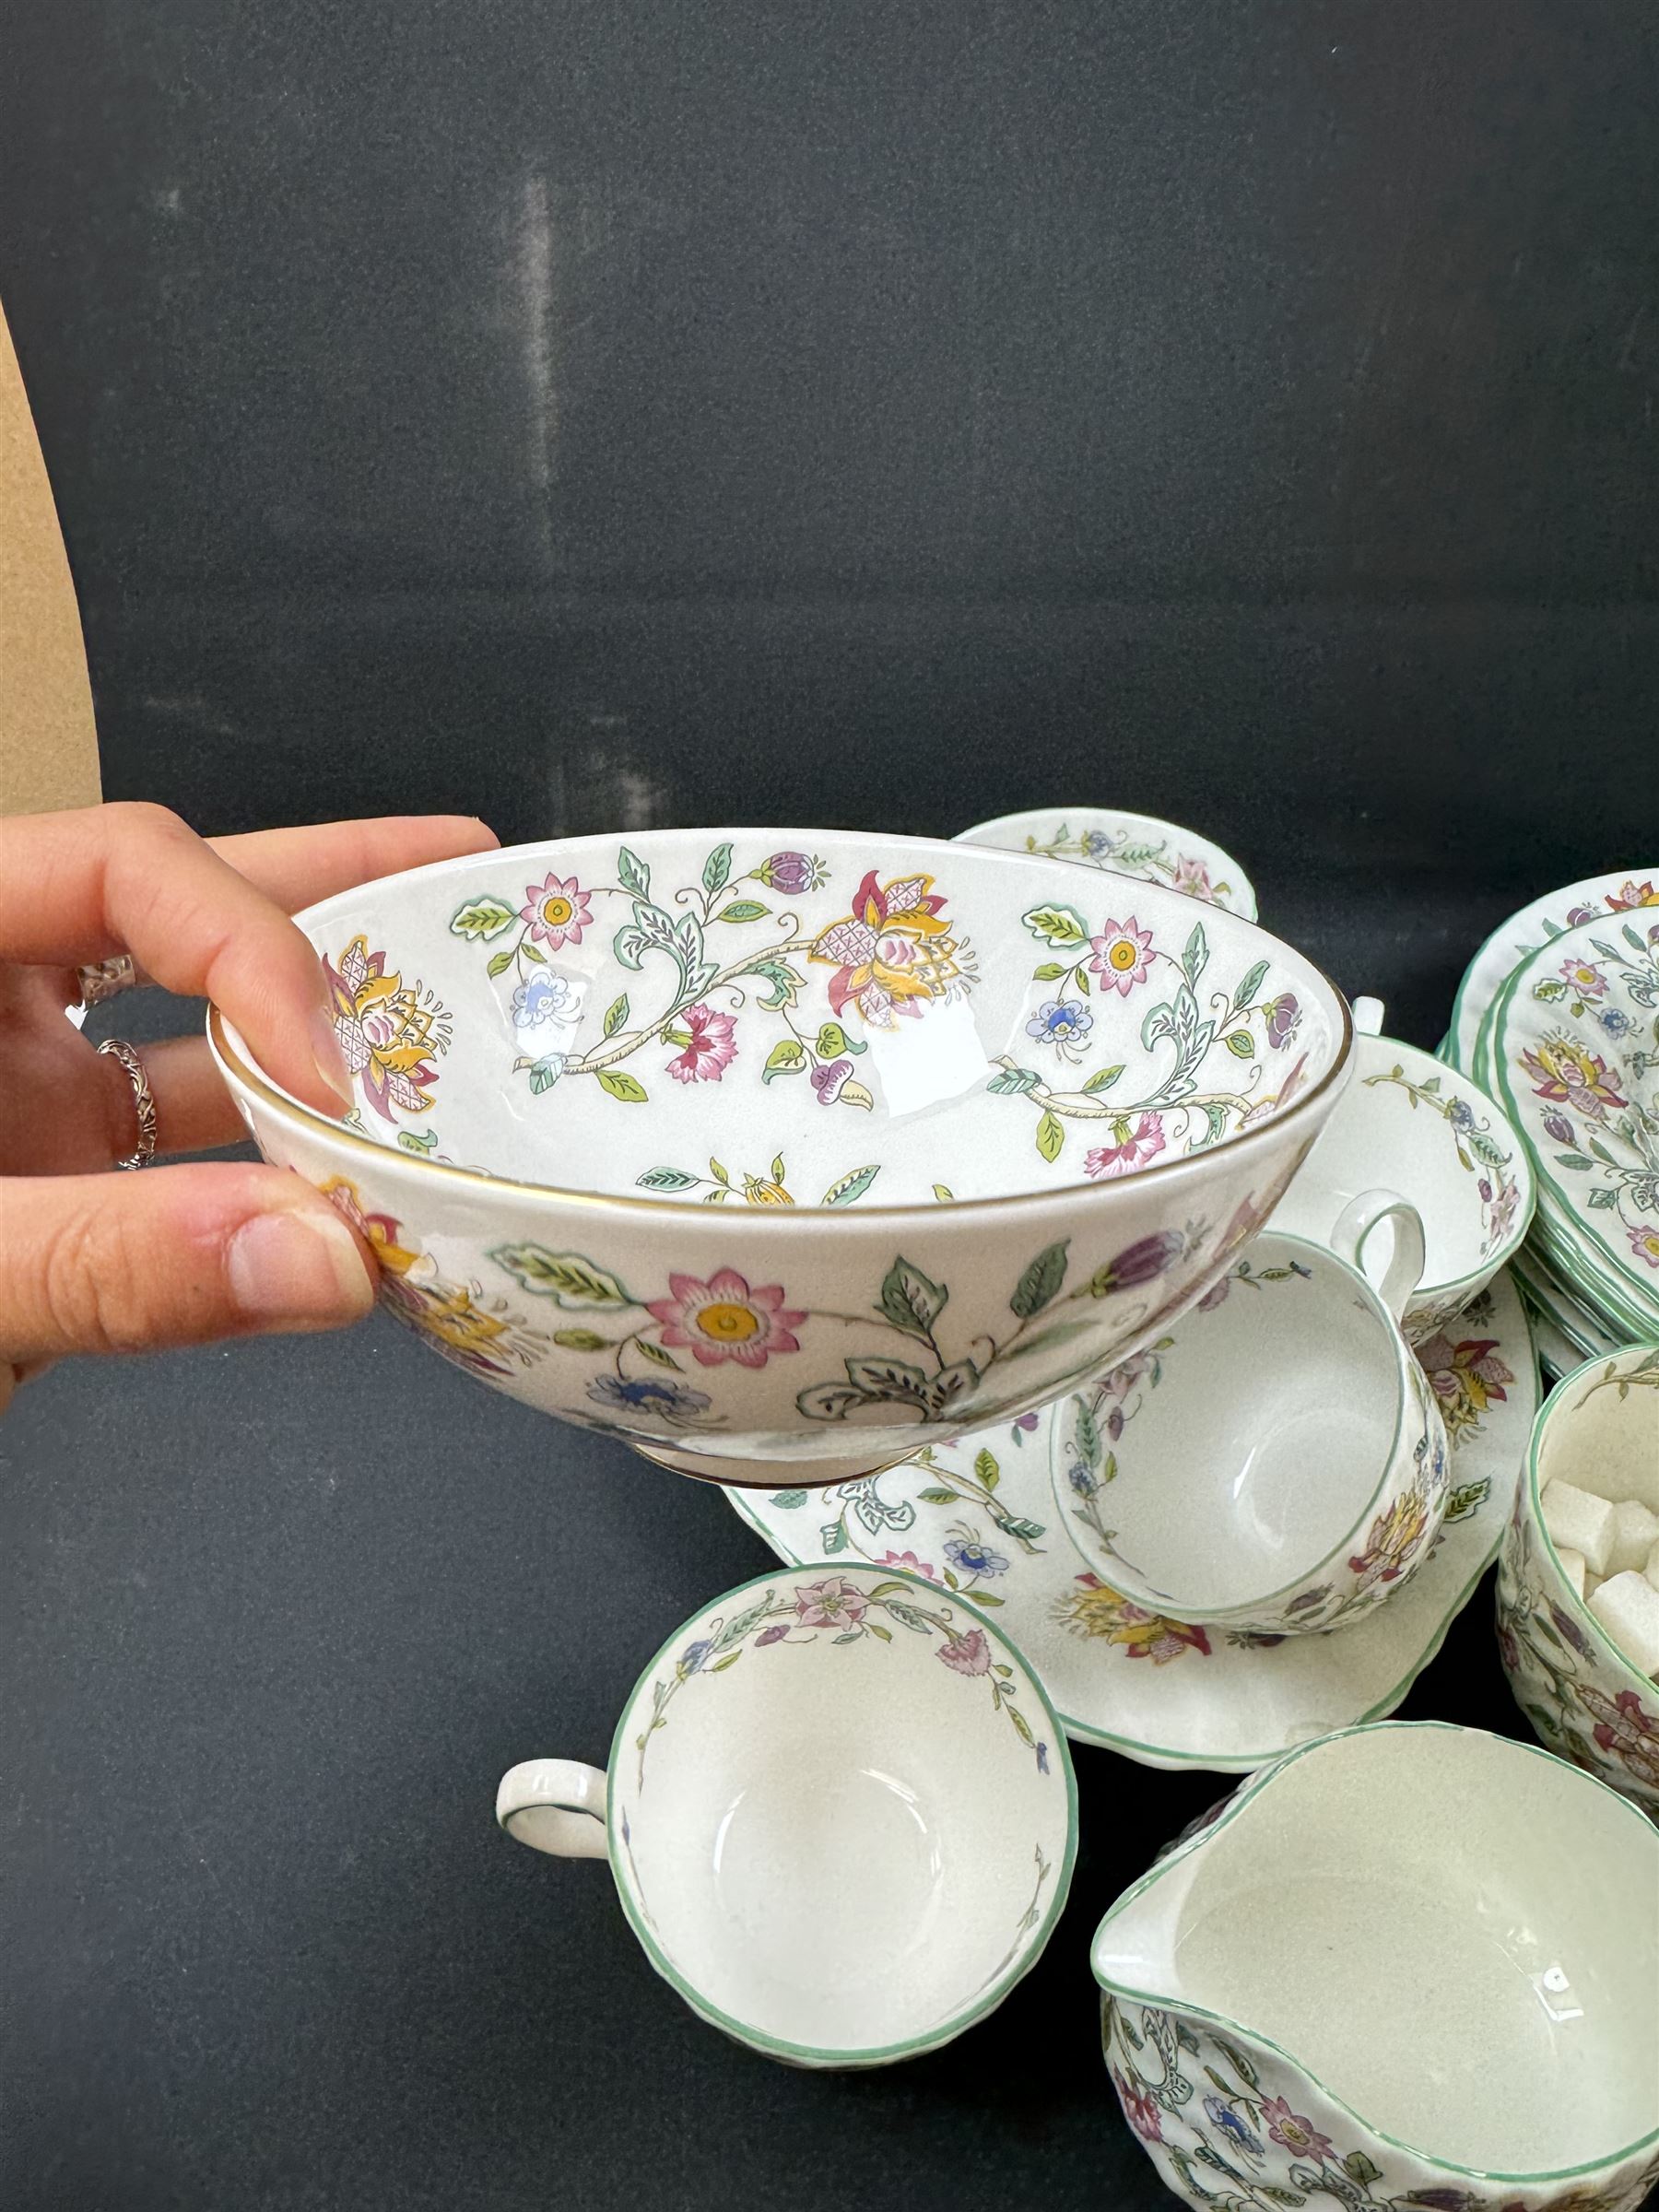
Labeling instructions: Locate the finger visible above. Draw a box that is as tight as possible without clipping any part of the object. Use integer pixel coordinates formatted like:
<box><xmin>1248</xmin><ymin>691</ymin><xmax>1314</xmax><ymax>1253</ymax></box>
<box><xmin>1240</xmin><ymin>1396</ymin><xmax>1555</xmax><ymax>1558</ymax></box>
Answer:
<box><xmin>0</xmin><ymin>1163</ymin><xmax>376</xmax><ymax>1364</ymax></box>
<box><xmin>0</xmin><ymin>805</ymin><xmax>354</xmax><ymax>1115</ymax></box>
<box><xmin>97</xmin><ymin>1034</ymin><xmax>247</xmax><ymax>1159</ymax></box>
<box><xmin>209</xmin><ymin>815</ymin><xmax>499</xmax><ymax>912</ymax></box>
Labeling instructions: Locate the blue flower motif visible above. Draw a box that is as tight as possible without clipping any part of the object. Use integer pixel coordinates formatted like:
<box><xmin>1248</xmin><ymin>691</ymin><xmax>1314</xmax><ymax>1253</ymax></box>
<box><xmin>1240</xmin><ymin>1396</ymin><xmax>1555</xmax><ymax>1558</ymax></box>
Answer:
<box><xmin>678</xmin><ymin>1638</ymin><xmax>713</xmax><ymax>1675</ymax></box>
<box><xmin>1081</xmin><ymin>829</ymin><xmax>1113</xmax><ymax>858</ymax></box>
<box><xmin>586</xmin><ymin>1374</ymin><xmax>712</xmax><ymax>1423</ymax></box>
<box><xmin>1025</xmin><ymin>997</ymin><xmax>1095</xmax><ymax>1055</ymax></box>
<box><xmin>1600</xmin><ymin>1007</ymin><xmax>1634</xmax><ymax>1038</ymax></box>
<box><xmin>1448</xmin><ymin>1098</ymin><xmax>1476</xmax><ymax>1130</ymax></box>
<box><xmin>512</xmin><ymin>970</ymin><xmax>580</xmax><ymax>1032</ymax></box>
<box><xmin>1068</xmin><ymin>1463</ymin><xmax>1100</xmax><ymax>1499</ymax></box>
<box><xmin>1036</xmin><ymin>1742</ymin><xmax>1050</xmax><ymax>1774</ymax></box>
<box><xmin>945</xmin><ymin>1534</ymin><xmax>1010</xmax><ymax>1578</ymax></box>
<box><xmin>1202</xmin><ymin>2098</ymin><xmax>1264</xmax><ymax>2159</ymax></box>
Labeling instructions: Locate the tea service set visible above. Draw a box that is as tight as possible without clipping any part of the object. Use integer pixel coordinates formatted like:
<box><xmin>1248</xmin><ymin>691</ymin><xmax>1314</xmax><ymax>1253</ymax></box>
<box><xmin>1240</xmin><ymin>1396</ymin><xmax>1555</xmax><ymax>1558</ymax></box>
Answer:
<box><xmin>209</xmin><ymin>811</ymin><xmax>1659</xmax><ymax>2206</ymax></box>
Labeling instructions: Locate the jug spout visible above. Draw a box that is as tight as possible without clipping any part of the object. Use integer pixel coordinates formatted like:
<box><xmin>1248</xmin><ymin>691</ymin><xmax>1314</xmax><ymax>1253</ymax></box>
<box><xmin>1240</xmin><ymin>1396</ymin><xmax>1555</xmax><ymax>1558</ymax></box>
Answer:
<box><xmin>1089</xmin><ymin>1818</ymin><xmax>1207</xmax><ymax>2009</ymax></box>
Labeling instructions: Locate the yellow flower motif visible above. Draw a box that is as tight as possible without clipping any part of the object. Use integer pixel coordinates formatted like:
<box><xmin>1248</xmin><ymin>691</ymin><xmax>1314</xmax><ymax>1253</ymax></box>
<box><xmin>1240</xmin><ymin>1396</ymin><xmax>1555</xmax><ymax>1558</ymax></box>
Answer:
<box><xmin>810</xmin><ymin>868</ymin><xmax>974</xmax><ymax>1028</ymax></box>
<box><xmin>324</xmin><ymin>935</ymin><xmax>451</xmax><ymax>1121</ymax></box>
<box><xmin>1053</xmin><ymin>1574</ymin><xmax>1211</xmax><ymax>1663</ymax></box>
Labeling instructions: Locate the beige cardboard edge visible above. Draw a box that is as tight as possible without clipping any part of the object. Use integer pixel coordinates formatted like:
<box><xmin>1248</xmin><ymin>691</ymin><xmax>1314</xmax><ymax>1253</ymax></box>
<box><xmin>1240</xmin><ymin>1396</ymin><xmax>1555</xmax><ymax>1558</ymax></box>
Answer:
<box><xmin>0</xmin><ymin>299</ymin><xmax>101</xmax><ymax>814</ymax></box>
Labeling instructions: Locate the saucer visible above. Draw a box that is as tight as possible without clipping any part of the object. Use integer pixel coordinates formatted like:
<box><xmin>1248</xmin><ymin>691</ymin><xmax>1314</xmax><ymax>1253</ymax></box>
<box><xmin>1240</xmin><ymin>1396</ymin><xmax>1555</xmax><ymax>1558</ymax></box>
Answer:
<box><xmin>728</xmin><ymin>1268</ymin><xmax>1537</xmax><ymax>1771</ymax></box>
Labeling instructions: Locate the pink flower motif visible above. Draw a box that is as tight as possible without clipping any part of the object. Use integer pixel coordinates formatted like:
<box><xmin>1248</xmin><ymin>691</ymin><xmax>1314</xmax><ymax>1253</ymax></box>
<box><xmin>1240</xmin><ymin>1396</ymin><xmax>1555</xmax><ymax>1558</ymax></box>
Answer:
<box><xmin>1171</xmin><ymin>855</ymin><xmax>1213</xmax><ymax>899</ymax></box>
<box><xmin>666</xmin><ymin>1002</ymin><xmax>737</xmax><ymax>1085</ymax></box>
<box><xmin>1088</xmin><ymin>917</ymin><xmax>1155</xmax><ymax>996</ymax></box>
<box><xmin>794</xmin><ymin>1576</ymin><xmax>869</xmax><ymax>1628</ymax></box>
<box><xmin>1086</xmin><ymin>1113</ymin><xmax>1167</xmax><ymax>1179</ymax></box>
<box><xmin>1112</xmin><ymin>2069</ymin><xmax>1163</xmax><ymax>2143</ymax></box>
<box><xmin>877</xmin><ymin>1549</ymin><xmax>938</xmax><ymax>1583</ymax></box>
<box><xmin>645</xmin><ymin>1269</ymin><xmax>806</xmax><ymax>1368</ymax></box>
<box><xmin>812</xmin><ymin>1056</ymin><xmax>853</xmax><ymax>1104</ymax></box>
<box><xmin>1628</xmin><ymin>1224</ymin><xmax>1659</xmax><ymax>1271</ymax></box>
<box><xmin>1608</xmin><ymin>879</ymin><xmax>1659</xmax><ymax>910</ymax></box>
<box><xmin>936</xmin><ymin>1627</ymin><xmax>992</xmax><ymax>1676</ymax></box>
<box><xmin>1559</xmin><ymin>957</ymin><xmax>1606</xmax><ymax>999</ymax></box>
<box><xmin>1260</xmin><ymin>2096</ymin><xmax>1335</xmax><ymax>2159</ymax></box>
<box><xmin>518</xmin><ymin>873</ymin><xmax>593</xmax><ymax>949</ymax></box>
<box><xmin>756</xmin><ymin>1623</ymin><xmax>791</xmax><ymax>1646</ymax></box>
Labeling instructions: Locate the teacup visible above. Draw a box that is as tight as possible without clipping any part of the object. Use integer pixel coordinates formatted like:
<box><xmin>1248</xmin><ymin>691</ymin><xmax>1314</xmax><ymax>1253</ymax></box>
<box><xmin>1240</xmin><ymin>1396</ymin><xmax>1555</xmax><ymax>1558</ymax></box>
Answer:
<box><xmin>1049</xmin><ymin>1204</ymin><xmax>1450</xmax><ymax>1636</ymax></box>
<box><xmin>1095</xmin><ymin>1721</ymin><xmax>1659</xmax><ymax>2212</ymax></box>
<box><xmin>1495</xmin><ymin>1344</ymin><xmax>1659</xmax><ymax>1814</ymax></box>
<box><xmin>495</xmin><ymin>1563</ymin><xmax>1077</xmax><ymax>2066</ymax></box>
<box><xmin>1270</xmin><ymin>1001</ymin><xmax>1534</xmax><ymax>1342</ymax></box>
<box><xmin>954</xmin><ymin>806</ymin><xmax>1257</xmax><ymax>919</ymax></box>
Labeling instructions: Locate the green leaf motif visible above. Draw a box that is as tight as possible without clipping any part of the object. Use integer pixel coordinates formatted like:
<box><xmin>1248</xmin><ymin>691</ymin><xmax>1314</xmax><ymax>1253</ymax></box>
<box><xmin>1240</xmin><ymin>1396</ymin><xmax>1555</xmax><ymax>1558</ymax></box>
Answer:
<box><xmin>397</xmin><ymin>1128</ymin><xmax>438</xmax><ymax>1152</ymax></box>
<box><xmin>1036</xmin><ymin>1110</ymin><xmax>1065</xmax><ymax>1162</ymax></box>
<box><xmin>552</xmin><ymin>1328</ymin><xmax>609</xmax><ymax>1351</ymax></box>
<box><xmin>1021</xmin><ymin>902</ymin><xmax>1089</xmax><ymax>948</ymax></box>
<box><xmin>487</xmin><ymin>947</ymin><xmax>515</xmax><ymax>978</ymax></box>
<box><xmin>974</xmin><ymin>1447</ymin><xmax>1000</xmax><ymax>1492</ymax></box>
<box><xmin>637</xmin><ymin>1338</ymin><xmax>683</xmax><ymax>1371</ymax></box>
<box><xmin>618</xmin><ymin>845</ymin><xmax>651</xmax><ymax>900</ymax></box>
<box><xmin>702</xmin><ymin>841</ymin><xmax>733</xmax><ymax>898</ymax></box>
<box><xmin>751</xmin><ymin>959</ymin><xmax>803</xmax><ymax>1009</ymax></box>
<box><xmin>1031</xmin><ymin>962</ymin><xmax>1067</xmax><ymax>982</ymax></box>
<box><xmin>1586</xmin><ymin>1186</ymin><xmax>1619</xmax><ymax>1210</ymax></box>
<box><xmin>489</xmin><ymin>1246</ymin><xmax>635</xmax><ymax>1308</ymax></box>
<box><xmin>521</xmin><ymin>940</ymin><xmax>547</xmax><ymax>965</ymax></box>
<box><xmin>932</xmin><ymin>1183</ymin><xmax>954</xmax><ymax>1201</ymax></box>
<box><xmin>527</xmin><ymin>1056</ymin><xmax>562</xmax><ymax>1096</ymax></box>
<box><xmin>822</xmin><ymin>1163</ymin><xmax>881</xmax><ymax>1207</ymax></box>
<box><xmin>1342</xmin><ymin>2153</ymin><xmax>1382</xmax><ymax>2187</ymax></box>
<box><xmin>877</xmin><ymin>1256</ymin><xmax>949</xmax><ymax>1339</ymax></box>
<box><xmin>988</xmin><ymin>1066</ymin><xmax>1043</xmax><ymax>1096</ymax></box>
<box><xmin>1182</xmin><ymin>921</ymin><xmax>1208</xmax><ymax>985</ymax></box>
<box><xmin>1232</xmin><ymin>959</ymin><xmax>1269</xmax><ymax>1012</ymax></box>
<box><xmin>763</xmin><ymin>1039</ymin><xmax>806</xmax><ymax>1083</ymax></box>
<box><xmin>1081</xmin><ymin>1064</ymin><xmax>1124</xmax><ymax>1094</ymax></box>
<box><xmin>916</xmin><ymin>1488</ymin><xmax>958</xmax><ymax>1505</ymax></box>
<box><xmin>449</xmin><ymin>895</ymin><xmax>517</xmax><ymax>941</ymax></box>
<box><xmin>1010</xmin><ymin>1238</ymin><xmax>1069</xmax><ymax>1318</ymax></box>
<box><xmin>1225</xmin><ymin>1030</ymin><xmax>1254</xmax><ymax>1058</ymax></box>
<box><xmin>815</xmin><ymin>1020</ymin><xmax>865</xmax><ymax>1058</ymax></box>
<box><xmin>603</xmin><ymin>994</ymin><xmax>629</xmax><ymax>1037</ymax></box>
<box><xmin>716</xmin><ymin>900</ymin><xmax>770</xmax><ymax>924</ymax></box>
<box><xmin>596</xmin><ymin>1070</ymin><xmax>648</xmax><ymax>1102</ymax></box>
<box><xmin>636</xmin><ymin>1166</ymin><xmax>700</xmax><ymax>1193</ymax></box>
<box><xmin>1445</xmin><ymin>1478</ymin><xmax>1489</xmax><ymax>1522</ymax></box>
<box><xmin>820</xmin><ymin>1521</ymin><xmax>850</xmax><ymax>1554</ymax></box>
<box><xmin>769</xmin><ymin>1488</ymin><xmax>809</xmax><ymax>1510</ymax></box>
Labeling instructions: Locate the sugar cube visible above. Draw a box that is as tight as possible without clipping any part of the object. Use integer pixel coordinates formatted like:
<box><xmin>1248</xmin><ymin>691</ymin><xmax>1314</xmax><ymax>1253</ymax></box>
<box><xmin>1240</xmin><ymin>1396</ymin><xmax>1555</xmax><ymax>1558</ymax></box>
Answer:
<box><xmin>1645</xmin><ymin>1535</ymin><xmax>1659</xmax><ymax>1594</ymax></box>
<box><xmin>1540</xmin><ymin>1479</ymin><xmax>1618</xmax><ymax>1577</ymax></box>
<box><xmin>1608</xmin><ymin>1499</ymin><xmax>1659</xmax><ymax>1576</ymax></box>
<box><xmin>1588</xmin><ymin>1571</ymin><xmax>1659</xmax><ymax>1678</ymax></box>
<box><xmin>1555</xmin><ymin>1547</ymin><xmax>1588</xmax><ymax>1599</ymax></box>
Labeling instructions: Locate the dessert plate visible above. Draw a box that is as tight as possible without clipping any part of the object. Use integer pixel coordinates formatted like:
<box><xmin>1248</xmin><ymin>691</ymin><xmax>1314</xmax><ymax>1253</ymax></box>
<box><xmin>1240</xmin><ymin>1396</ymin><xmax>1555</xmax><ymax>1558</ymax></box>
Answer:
<box><xmin>1441</xmin><ymin>868</ymin><xmax>1659</xmax><ymax>1072</ymax></box>
<box><xmin>1488</xmin><ymin>920</ymin><xmax>1659</xmax><ymax>1335</ymax></box>
<box><xmin>728</xmin><ymin>1269</ymin><xmax>1536</xmax><ymax>1771</ymax></box>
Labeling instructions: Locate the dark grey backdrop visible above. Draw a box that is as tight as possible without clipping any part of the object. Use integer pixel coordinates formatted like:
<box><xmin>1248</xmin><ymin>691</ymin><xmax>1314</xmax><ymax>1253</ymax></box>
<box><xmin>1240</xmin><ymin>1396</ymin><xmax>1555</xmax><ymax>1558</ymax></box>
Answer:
<box><xmin>4</xmin><ymin>5</ymin><xmax>1659</xmax><ymax>2208</ymax></box>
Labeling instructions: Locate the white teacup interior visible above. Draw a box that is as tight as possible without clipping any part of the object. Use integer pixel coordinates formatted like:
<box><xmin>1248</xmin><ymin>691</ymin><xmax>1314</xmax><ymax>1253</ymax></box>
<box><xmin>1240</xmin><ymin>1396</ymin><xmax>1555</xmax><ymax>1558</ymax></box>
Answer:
<box><xmin>1065</xmin><ymin>1242</ymin><xmax>1398</xmax><ymax>1613</ymax></box>
<box><xmin>1538</xmin><ymin>1357</ymin><xmax>1659</xmax><ymax>1502</ymax></box>
<box><xmin>614</xmin><ymin>1571</ymin><xmax>1067</xmax><ymax>2056</ymax></box>
<box><xmin>1096</xmin><ymin>1726</ymin><xmax>1658</xmax><ymax>2171</ymax></box>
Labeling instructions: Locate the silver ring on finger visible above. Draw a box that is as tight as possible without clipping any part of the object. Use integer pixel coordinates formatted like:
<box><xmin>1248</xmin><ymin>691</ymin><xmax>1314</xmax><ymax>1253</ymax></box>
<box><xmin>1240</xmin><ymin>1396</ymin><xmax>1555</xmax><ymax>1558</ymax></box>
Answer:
<box><xmin>98</xmin><ymin>1037</ymin><xmax>159</xmax><ymax>1168</ymax></box>
<box><xmin>76</xmin><ymin>954</ymin><xmax>141</xmax><ymax>1008</ymax></box>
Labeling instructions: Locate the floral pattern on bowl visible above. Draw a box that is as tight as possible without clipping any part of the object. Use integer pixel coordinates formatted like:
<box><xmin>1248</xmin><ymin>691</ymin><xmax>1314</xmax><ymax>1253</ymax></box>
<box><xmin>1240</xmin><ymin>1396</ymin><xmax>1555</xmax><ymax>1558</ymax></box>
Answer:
<box><xmin>956</xmin><ymin>806</ymin><xmax>1257</xmax><ymax>920</ymax></box>
<box><xmin>727</xmin><ymin>1273</ymin><xmax>1535</xmax><ymax>1770</ymax></box>
<box><xmin>1495</xmin><ymin>1345</ymin><xmax>1659</xmax><ymax>1814</ymax></box>
<box><xmin>210</xmin><ymin>830</ymin><xmax>1350</xmax><ymax>1486</ymax></box>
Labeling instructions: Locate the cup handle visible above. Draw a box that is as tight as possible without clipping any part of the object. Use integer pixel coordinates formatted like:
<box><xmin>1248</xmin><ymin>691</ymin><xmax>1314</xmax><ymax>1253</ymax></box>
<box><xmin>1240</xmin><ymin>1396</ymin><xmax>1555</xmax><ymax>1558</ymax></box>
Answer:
<box><xmin>496</xmin><ymin>1759</ymin><xmax>609</xmax><ymax>1860</ymax></box>
<box><xmin>1330</xmin><ymin>1188</ymin><xmax>1426</xmax><ymax>1324</ymax></box>
<box><xmin>1350</xmin><ymin>995</ymin><xmax>1385</xmax><ymax>1038</ymax></box>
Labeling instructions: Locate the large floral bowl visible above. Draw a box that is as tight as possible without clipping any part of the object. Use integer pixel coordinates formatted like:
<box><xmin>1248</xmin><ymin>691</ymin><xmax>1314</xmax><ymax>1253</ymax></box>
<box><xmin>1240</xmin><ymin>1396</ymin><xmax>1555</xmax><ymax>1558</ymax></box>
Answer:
<box><xmin>1495</xmin><ymin>1345</ymin><xmax>1659</xmax><ymax>1814</ymax></box>
<box><xmin>208</xmin><ymin>830</ymin><xmax>1350</xmax><ymax>1487</ymax></box>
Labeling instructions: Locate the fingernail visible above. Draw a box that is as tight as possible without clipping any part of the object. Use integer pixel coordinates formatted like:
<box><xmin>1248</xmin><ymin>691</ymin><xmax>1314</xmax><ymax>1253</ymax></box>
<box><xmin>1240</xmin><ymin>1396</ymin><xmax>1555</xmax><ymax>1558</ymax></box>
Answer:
<box><xmin>309</xmin><ymin>1006</ymin><xmax>355</xmax><ymax>1109</ymax></box>
<box><xmin>228</xmin><ymin>1208</ymin><xmax>373</xmax><ymax>1325</ymax></box>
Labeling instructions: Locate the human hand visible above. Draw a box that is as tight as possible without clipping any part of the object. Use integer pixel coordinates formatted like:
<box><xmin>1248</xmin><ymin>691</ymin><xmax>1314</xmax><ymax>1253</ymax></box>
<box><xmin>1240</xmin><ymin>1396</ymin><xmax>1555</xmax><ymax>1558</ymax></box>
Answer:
<box><xmin>0</xmin><ymin>802</ymin><xmax>499</xmax><ymax>1411</ymax></box>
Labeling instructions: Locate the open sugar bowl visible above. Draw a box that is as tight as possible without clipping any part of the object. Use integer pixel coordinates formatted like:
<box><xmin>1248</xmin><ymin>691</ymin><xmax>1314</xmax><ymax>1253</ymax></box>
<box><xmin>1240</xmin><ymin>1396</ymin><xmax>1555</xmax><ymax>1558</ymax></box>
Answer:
<box><xmin>210</xmin><ymin>828</ymin><xmax>1351</xmax><ymax>1489</ymax></box>
<box><xmin>1270</xmin><ymin>1001</ymin><xmax>1534</xmax><ymax>1344</ymax></box>
<box><xmin>1094</xmin><ymin>1722</ymin><xmax>1659</xmax><ymax>2212</ymax></box>
<box><xmin>1496</xmin><ymin>1344</ymin><xmax>1659</xmax><ymax>1814</ymax></box>
<box><xmin>495</xmin><ymin>1564</ymin><xmax>1076</xmax><ymax>2066</ymax></box>
<box><xmin>1048</xmin><ymin>1207</ymin><xmax>1449</xmax><ymax>1638</ymax></box>
<box><xmin>955</xmin><ymin>806</ymin><xmax>1257</xmax><ymax>919</ymax></box>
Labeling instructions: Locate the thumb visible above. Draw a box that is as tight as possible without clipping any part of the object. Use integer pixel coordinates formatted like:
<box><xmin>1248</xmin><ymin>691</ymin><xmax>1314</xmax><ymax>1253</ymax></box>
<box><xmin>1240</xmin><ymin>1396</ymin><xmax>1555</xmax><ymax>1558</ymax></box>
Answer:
<box><xmin>0</xmin><ymin>1163</ymin><xmax>376</xmax><ymax>1367</ymax></box>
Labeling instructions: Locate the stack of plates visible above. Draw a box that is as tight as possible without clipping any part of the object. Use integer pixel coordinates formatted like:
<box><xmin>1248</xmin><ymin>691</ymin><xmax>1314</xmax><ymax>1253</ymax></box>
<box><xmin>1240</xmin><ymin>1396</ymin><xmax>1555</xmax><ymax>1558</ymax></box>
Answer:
<box><xmin>1441</xmin><ymin>870</ymin><xmax>1659</xmax><ymax>1371</ymax></box>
